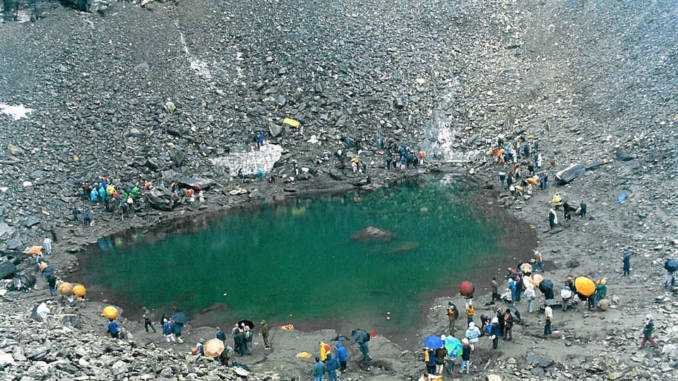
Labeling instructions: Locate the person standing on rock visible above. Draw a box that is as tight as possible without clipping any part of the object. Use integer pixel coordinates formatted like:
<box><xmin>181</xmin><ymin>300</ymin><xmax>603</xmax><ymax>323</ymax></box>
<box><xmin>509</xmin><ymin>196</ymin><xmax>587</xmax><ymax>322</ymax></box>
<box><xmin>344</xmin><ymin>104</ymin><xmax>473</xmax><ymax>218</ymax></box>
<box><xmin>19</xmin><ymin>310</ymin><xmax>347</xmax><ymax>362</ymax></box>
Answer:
<box><xmin>446</xmin><ymin>302</ymin><xmax>457</xmax><ymax>335</ymax></box>
<box><xmin>664</xmin><ymin>259</ymin><xmax>676</xmax><ymax>289</ymax></box>
<box><xmin>335</xmin><ymin>342</ymin><xmax>348</xmax><ymax>372</ymax></box>
<box><xmin>623</xmin><ymin>250</ymin><xmax>631</xmax><ymax>276</ymax></box>
<box><xmin>424</xmin><ymin>347</ymin><xmax>437</xmax><ymax>375</ymax></box>
<box><xmin>459</xmin><ymin>338</ymin><xmax>471</xmax><ymax>374</ymax></box>
<box><xmin>525</xmin><ymin>283</ymin><xmax>536</xmax><ymax>313</ymax></box>
<box><xmin>46</xmin><ymin>272</ymin><xmax>57</xmax><ymax>296</ymax></box>
<box><xmin>43</xmin><ymin>237</ymin><xmax>52</xmax><ymax>254</ymax></box>
<box><xmin>560</xmin><ymin>282</ymin><xmax>573</xmax><ymax>312</ymax></box>
<box><xmin>465</xmin><ymin>302</ymin><xmax>475</xmax><ymax>327</ymax></box>
<box><xmin>496</xmin><ymin>307</ymin><xmax>505</xmax><ymax>338</ymax></box>
<box><xmin>313</xmin><ymin>356</ymin><xmax>326</xmax><ymax>381</ymax></box>
<box><xmin>434</xmin><ymin>344</ymin><xmax>447</xmax><ymax>375</ymax></box>
<box><xmin>216</xmin><ymin>326</ymin><xmax>226</xmax><ymax>343</ymax></box>
<box><xmin>465</xmin><ymin>322</ymin><xmax>481</xmax><ymax>350</ymax></box>
<box><xmin>260</xmin><ymin>320</ymin><xmax>271</xmax><ymax>349</ymax></box>
<box><xmin>548</xmin><ymin>208</ymin><xmax>558</xmax><ymax>230</ymax></box>
<box><xmin>83</xmin><ymin>210</ymin><xmax>92</xmax><ymax>226</ymax></box>
<box><xmin>640</xmin><ymin>314</ymin><xmax>658</xmax><ymax>349</ymax></box>
<box><xmin>163</xmin><ymin>319</ymin><xmax>176</xmax><ymax>343</ymax></box>
<box><xmin>499</xmin><ymin>171</ymin><xmax>506</xmax><ymax>186</ymax></box>
<box><xmin>544</xmin><ymin>306</ymin><xmax>553</xmax><ymax>337</ymax></box>
<box><xmin>489</xmin><ymin>317</ymin><xmax>501</xmax><ymax>350</ymax></box>
<box><xmin>491</xmin><ymin>276</ymin><xmax>500</xmax><ymax>304</ymax></box>
<box><xmin>325</xmin><ymin>353</ymin><xmax>339</xmax><ymax>381</ymax></box>
<box><xmin>107</xmin><ymin>319</ymin><xmax>120</xmax><ymax>339</ymax></box>
<box><xmin>503</xmin><ymin>310</ymin><xmax>514</xmax><ymax>341</ymax></box>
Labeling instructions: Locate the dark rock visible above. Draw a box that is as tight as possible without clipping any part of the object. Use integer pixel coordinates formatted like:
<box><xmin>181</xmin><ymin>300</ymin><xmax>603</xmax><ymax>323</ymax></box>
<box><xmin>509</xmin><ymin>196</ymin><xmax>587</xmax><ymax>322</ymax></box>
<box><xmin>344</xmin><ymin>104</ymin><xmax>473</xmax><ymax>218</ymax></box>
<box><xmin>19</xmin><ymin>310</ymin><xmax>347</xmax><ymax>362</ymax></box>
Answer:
<box><xmin>530</xmin><ymin>367</ymin><xmax>545</xmax><ymax>376</ymax></box>
<box><xmin>566</xmin><ymin>258</ymin><xmax>580</xmax><ymax>268</ymax></box>
<box><xmin>351</xmin><ymin>226</ymin><xmax>396</xmax><ymax>241</ymax></box>
<box><xmin>269</xmin><ymin>123</ymin><xmax>283</xmax><ymax>138</ymax></box>
<box><xmin>328</xmin><ymin>168</ymin><xmax>343</xmax><ymax>180</ymax></box>
<box><xmin>145</xmin><ymin>159</ymin><xmax>160</xmax><ymax>171</ymax></box>
<box><xmin>555</xmin><ymin>164</ymin><xmax>585</xmax><ymax>184</ymax></box>
<box><xmin>170</xmin><ymin>150</ymin><xmax>185</xmax><ymax>167</ymax></box>
<box><xmin>351</xmin><ymin>177</ymin><xmax>370</xmax><ymax>186</ymax></box>
<box><xmin>177</xmin><ymin>178</ymin><xmax>215</xmax><ymax>190</ymax></box>
<box><xmin>24</xmin><ymin>216</ymin><xmax>40</xmax><ymax>228</ymax></box>
<box><xmin>145</xmin><ymin>186</ymin><xmax>177</xmax><ymax>211</ymax></box>
<box><xmin>61</xmin><ymin>315</ymin><xmax>83</xmax><ymax>329</ymax></box>
<box><xmin>0</xmin><ymin>261</ymin><xmax>16</xmax><ymax>279</ymax></box>
<box><xmin>585</xmin><ymin>160</ymin><xmax>605</xmax><ymax>171</ymax></box>
<box><xmin>26</xmin><ymin>345</ymin><xmax>50</xmax><ymax>361</ymax></box>
<box><xmin>616</xmin><ymin>151</ymin><xmax>634</xmax><ymax>161</ymax></box>
<box><xmin>526</xmin><ymin>353</ymin><xmax>553</xmax><ymax>368</ymax></box>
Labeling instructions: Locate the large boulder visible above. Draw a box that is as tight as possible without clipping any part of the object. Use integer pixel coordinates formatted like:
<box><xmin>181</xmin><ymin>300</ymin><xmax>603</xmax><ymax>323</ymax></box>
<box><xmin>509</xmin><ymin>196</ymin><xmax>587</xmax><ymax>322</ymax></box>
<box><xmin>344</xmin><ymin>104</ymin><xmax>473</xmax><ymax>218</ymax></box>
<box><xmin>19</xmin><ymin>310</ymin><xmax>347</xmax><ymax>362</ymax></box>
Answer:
<box><xmin>556</xmin><ymin>164</ymin><xmax>585</xmax><ymax>184</ymax></box>
<box><xmin>145</xmin><ymin>186</ymin><xmax>177</xmax><ymax>211</ymax></box>
<box><xmin>351</xmin><ymin>226</ymin><xmax>396</xmax><ymax>241</ymax></box>
<box><xmin>177</xmin><ymin>177</ymin><xmax>216</xmax><ymax>190</ymax></box>
<box><xmin>0</xmin><ymin>261</ymin><xmax>16</xmax><ymax>279</ymax></box>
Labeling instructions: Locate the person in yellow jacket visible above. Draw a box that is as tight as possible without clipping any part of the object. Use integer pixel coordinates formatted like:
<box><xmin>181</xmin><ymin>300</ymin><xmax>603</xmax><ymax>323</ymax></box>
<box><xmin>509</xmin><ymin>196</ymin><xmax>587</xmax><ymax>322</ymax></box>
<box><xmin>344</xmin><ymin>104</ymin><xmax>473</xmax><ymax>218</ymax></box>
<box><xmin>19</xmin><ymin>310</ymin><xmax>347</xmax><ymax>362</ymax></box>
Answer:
<box><xmin>552</xmin><ymin>192</ymin><xmax>562</xmax><ymax>209</ymax></box>
<box><xmin>465</xmin><ymin>302</ymin><xmax>475</xmax><ymax>327</ymax></box>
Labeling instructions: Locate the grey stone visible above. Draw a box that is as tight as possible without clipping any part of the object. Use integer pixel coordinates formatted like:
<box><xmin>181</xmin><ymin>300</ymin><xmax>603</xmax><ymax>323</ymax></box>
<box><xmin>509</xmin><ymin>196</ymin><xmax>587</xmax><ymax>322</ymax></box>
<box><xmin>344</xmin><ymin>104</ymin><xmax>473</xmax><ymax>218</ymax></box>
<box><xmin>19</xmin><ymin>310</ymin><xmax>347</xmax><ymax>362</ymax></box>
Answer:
<box><xmin>6</xmin><ymin>238</ymin><xmax>21</xmax><ymax>251</ymax></box>
<box><xmin>26</xmin><ymin>346</ymin><xmax>50</xmax><ymax>361</ymax></box>
<box><xmin>351</xmin><ymin>226</ymin><xmax>396</xmax><ymax>241</ymax></box>
<box><xmin>0</xmin><ymin>261</ymin><xmax>17</xmax><ymax>279</ymax></box>
<box><xmin>269</xmin><ymin>123</ymin><xmax>283</xmax><ymax>138</ymax></box>
<box><xmin>24</xmin><ymin>216</ymin><xmax>40</xmax><ymax>228</ymax></box>
<box><xmin>616</xmin><ymin>151</ymin><xmax>634</xmax><ymax>161</ymax></box>
<box><xmin>556</xmin><ymin>164</ymin><xmax>585</xmax><ymax>184</ymax></box>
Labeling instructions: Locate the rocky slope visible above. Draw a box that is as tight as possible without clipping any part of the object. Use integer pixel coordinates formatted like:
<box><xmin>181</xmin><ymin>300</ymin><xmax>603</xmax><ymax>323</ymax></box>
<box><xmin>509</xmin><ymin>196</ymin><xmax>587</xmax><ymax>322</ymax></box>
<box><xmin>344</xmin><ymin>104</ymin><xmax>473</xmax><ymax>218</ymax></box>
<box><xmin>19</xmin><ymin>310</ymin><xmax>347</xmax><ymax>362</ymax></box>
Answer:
<box><xmin>0</xmin><ymin>0</ymin><xmax>676</xmax><ymax>380</ymax></box>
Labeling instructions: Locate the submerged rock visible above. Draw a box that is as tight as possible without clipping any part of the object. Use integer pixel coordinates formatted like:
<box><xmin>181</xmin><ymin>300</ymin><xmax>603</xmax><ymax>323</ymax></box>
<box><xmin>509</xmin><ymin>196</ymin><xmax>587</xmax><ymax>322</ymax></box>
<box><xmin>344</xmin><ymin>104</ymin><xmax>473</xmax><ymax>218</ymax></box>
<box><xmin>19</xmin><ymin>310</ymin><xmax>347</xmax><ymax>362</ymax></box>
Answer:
<box><xmin>351</xmin><ymin>226</ymin><xmax>396</xmax><ymax>241</ymax></box>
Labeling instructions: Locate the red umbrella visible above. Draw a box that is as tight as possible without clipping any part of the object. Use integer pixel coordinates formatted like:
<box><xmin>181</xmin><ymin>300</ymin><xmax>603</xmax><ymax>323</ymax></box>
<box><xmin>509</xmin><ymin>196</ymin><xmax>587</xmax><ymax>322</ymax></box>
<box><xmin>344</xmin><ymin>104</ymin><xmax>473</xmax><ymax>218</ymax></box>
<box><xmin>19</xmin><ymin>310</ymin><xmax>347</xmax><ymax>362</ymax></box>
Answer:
<box><xmin>459</xmin><ymin>281</ymin><xmax>474</xmax><ymax>298</ymax></box>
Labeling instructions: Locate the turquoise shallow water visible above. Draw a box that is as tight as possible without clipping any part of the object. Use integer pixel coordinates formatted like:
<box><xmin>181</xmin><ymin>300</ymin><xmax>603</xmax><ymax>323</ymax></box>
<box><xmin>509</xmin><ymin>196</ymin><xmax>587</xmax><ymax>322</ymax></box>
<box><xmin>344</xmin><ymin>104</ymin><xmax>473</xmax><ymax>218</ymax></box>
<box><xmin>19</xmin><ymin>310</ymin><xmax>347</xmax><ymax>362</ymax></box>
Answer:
<box><xmin>76</xmin><ymin>179</ymin><xmax>518</xmax><ymax>342</ymax></box>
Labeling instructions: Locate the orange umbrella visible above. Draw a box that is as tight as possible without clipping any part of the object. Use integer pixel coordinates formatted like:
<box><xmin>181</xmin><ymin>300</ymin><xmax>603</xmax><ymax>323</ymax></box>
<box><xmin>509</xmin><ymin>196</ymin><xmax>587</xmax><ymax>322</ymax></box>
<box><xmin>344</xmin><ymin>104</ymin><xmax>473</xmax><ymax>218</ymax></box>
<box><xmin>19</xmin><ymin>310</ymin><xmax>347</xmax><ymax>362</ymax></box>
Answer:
<box><xmin>574</xmin><ymin>277</ymin><xmax>596</xmax><ymax>297</ymax></box>
<box><xmin>57</xmin><ymin>282</ymin><xmax>73</xmax><ymax>295</ymax></box>
<box><xmin>39</xmin><ymin>262</ymin><xmax>48</xmax><ymax>272</ymax></box>
<box><xmin>203</xmin><ymin>338</ymin><xmax>225</xmax><ymax>357</ymax></box>
<box><xmin>27</xmin><ymin>246</ymin><xmax>43</xmax><ymax>255</ymax></box>
<box><xmin>73</xmin><ymin>284</ymin><xmax>87</xmax><ymax>297</ymax></box>
<box><xmin>102</xmin><ymin>306</ymin><xmax>118</xmax><ymax>320</ymax></box>
<box><xmin>531</xmin><ymin>274</ymin><xmax>544</xmax><ymax>286</ymax></box>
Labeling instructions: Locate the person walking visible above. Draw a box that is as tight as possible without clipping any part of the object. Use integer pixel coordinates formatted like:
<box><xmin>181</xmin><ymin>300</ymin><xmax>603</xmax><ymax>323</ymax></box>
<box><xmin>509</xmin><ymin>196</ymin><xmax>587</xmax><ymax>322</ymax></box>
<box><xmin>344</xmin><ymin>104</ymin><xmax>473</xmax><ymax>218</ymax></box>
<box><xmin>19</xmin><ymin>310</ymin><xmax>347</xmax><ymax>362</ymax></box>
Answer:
<box><xmin>143</xmin><ymin>309</ymin><xmax>156</xmax><ymax>333</ymax></box>
<box><xmin>335</xmin><ymin>342</ymin><xmax>348</xmax><ymax>372</ymax></box>
<box><xmin>43</xmin><ymin>237</ymin><xmax>52</xmax><ymax>255</ymax></box>
<box><xmin>459</xmin><ymin>338</ymin><xmax>471</xmax><ymax>374</ymax></box>
<box><xmin>534</xmin><ymin>250</ymin><xmax>544</xmax><ymax>272</ymax></box>
<box><xmin>623</xmin><ymin>250</ymin><xmax>631</xmax><ymax>276</ymax></box>
<box><xmin>595</xmin><ymin>278</ymin><xmax>607</xmax><ymax>306</ymax></box>
<box><xmin>544</xmin><ymin>306</ymin><xmax>553</xmax><ymax>337</ymax></box>
<box><xmin>490</xmin><ymin>317</ymin><xmax>501</xmax><ymax>350</ymax></box>
<box><xmin>446</xmin><ymin>302</ymin><xmax>457</xmax><ymax>335</ymax></box>
<box><xmin>260</xmin><ymin>320</ymin><xmax>271</xmax><ymax>349</ymax></box>
<box><xmin>46</xmin><ymin>273</ymin><xmax>57</xmax><ymax>296</ymax></box>
<box><xmin>640</xmin><ymin>314</ymin><xmax>658</xmax><ymax>349</ymax></box>
<box><xmin>465</xmin><ymin>302</ymin><xmax>475</xmax><ymax>327</ymax></box>
<box><xmin>313</xmin><ymin>357</ymin><xmax>326</xmax><ymax>381</ymax></box>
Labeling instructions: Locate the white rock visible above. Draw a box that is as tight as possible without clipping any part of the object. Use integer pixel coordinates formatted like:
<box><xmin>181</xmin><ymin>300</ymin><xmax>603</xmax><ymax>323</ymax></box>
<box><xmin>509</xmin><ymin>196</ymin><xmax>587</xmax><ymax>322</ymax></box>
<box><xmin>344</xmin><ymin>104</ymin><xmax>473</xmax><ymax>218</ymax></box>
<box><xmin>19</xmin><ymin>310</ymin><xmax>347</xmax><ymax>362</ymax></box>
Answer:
<box><xmin>0</xmin><ymin>351</ymin><xmax>15</xmax><ymax>367</ymax></box>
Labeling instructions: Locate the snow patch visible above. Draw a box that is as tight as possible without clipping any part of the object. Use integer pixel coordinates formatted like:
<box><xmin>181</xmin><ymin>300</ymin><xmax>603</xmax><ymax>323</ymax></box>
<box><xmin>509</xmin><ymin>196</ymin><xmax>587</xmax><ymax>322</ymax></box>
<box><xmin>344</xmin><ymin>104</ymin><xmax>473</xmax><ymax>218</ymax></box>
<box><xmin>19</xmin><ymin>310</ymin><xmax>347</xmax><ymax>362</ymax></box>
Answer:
<box><xmin>0</xmin><ymin>104</ymin><xmax>33</xmax><ymax>120</ymax></box>
<box><xmin>210</xmin><ymin>144</ymin><xmax>284</xmax><ymax>177</ymax></box>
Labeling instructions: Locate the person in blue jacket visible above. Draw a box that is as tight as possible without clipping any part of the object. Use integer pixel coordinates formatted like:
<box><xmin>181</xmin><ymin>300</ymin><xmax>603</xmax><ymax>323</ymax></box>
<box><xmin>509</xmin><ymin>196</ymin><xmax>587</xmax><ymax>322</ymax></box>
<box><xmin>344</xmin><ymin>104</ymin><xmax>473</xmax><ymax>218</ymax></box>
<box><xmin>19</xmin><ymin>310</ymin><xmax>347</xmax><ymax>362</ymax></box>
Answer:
<box><xmin>163</xmin><ymin>319</ymin><xmax>176</xmax><ymax>343</ymax></box>
<box><xmin>335</xmin><ymin>342</ymin><xmax>348</xmax><ymax>371</ymax></box>
<box><xmin>325</xmin><ymin>353</ymin><xmax>339</xmax><ymax>381</ymax></box>
<box><xmin>313</xmin><ymin>357</ymin><xmax>325</xmax><ymax>381</ymax></box>
<box><xmin>107</xmin><ymin>319</ymin><xmax>119</xmax><ymax>339</ymax></box>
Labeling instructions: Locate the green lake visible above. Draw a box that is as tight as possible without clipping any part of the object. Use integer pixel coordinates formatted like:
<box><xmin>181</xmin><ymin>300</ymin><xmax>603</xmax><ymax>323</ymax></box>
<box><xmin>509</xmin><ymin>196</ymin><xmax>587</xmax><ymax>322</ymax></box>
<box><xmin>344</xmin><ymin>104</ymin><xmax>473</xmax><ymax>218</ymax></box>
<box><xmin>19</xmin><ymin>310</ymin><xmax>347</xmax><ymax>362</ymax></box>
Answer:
<box><xmin>75</xmin><ymin>178</ymin><xmax>531</xmax><ymax>344</ymax></box>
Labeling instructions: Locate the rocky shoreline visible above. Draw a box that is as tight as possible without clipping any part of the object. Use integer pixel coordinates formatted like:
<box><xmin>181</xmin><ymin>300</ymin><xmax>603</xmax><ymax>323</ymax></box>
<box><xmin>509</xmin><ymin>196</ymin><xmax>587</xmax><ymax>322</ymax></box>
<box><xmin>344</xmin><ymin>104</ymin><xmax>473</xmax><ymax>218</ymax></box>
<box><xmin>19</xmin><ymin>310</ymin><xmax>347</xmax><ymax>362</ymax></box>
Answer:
<box><xmin>1</xmin><ymin>0</ymin><xmax>677</xmax><ymax>380</ymax></box>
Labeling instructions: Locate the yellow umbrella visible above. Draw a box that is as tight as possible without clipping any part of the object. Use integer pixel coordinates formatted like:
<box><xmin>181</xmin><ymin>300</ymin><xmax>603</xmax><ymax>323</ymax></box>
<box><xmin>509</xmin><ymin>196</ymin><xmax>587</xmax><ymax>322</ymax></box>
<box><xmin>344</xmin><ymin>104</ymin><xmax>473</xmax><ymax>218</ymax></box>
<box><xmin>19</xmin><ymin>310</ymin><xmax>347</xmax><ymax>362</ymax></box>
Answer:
<box><xmin>574</xmin><ymin>277</ymin><xmax>596</xmax><ymax>297</ymax></box>
<box><xmin>102</xmin><ymin>306</ymin><xmax>118</xmax><ymax>320</ymax></box>
<box><xmin>57</xmin><ymin>282</ymin><xmax>73</xmax><ymax>295</ymax></box>
<box><xmin>73</xmin><ymin>284</ymin><xmax>87</xmax><ymax>297</ymax></box>
<box><xmin>203</xmin><ymin>338</ymin><xmax>225</xmax><ymax>357</ymax></box>
<box><xmin>531</xmin><ymin>274</ymin><xmax>544</xmax><ymax>286</ymax></box>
